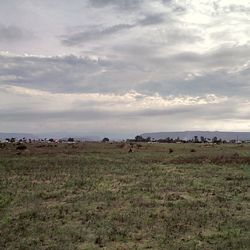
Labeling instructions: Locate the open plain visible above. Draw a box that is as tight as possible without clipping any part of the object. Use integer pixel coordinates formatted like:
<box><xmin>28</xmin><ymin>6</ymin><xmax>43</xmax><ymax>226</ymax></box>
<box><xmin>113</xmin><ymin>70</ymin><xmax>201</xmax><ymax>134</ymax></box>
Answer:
<box><xmin>0</xmin><ymin>142</ymin><xmax>249</xmax><ymax>249</ymax></box>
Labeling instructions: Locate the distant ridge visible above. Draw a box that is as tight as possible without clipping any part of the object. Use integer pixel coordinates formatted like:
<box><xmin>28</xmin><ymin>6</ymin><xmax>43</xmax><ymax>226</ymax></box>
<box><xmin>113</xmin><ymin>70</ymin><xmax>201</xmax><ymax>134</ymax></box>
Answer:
<box><xmin>0</xmin><ymin>132</ymin><xmax>100</xmax><ymax>141</ymax></box>
<box><xmin>141</xmin><ymin>131</ymin><xmax>250</xmax><ymax>141</ymax></box>
<box><xmin>0</xmin><ymin>132</ymin><xmax>36</xmax><ymax>140</ymax></box>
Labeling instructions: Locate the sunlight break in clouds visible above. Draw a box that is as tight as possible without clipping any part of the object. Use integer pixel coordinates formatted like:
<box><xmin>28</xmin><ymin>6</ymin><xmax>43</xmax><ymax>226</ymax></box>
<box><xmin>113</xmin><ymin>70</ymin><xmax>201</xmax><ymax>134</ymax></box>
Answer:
<box><xmin>0</xmin><ymin>85</ymin><xmax>228</xmax><ymax>111</ymax></box>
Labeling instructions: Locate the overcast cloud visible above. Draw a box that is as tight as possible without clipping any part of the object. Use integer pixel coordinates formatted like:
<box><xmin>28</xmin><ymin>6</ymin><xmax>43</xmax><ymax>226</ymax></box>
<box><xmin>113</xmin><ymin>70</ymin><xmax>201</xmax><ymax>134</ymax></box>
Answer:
<box><xmin>0</xmin><ymin>0</ymin><xmax>250</xmax><ymax>137</ymax></box>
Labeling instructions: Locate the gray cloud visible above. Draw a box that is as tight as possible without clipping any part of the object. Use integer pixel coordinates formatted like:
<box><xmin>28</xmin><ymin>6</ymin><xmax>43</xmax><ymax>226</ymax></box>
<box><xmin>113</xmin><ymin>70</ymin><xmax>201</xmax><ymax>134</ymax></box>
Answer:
<box><xmin>61</xmin><ymin>13</ymin><xmax>167</xmax><ymax>46</ymax></box>
<box><xmin>88</xmin><ymin>0</ymin><xmax>143</xmax><ymax>10</ymax></box>
<box><xmin>0</xmin><ymin>24</ymin><xmax>33</xmax><ymax>42</ymax></box>
<box><xmin>227</xmin><ymin>4</ymin><xmax>250</xmax><ymax>13</ymax></box>
<box><xmin>0</xmin><ymin>54</ymin><xmax>115</xmax><ymax>93</ymax></box>
<box><xmin>1</xmin><ymin>0</ymin><xmax>250</xmax><ymax>135</ymax></box>
<box><xmin>138</xmin><ymin>13</ymin><xmax>166</xmax><ymax>26</ymax></box>
<box><xmin>136</xmin><ymin>68</ymin><xmax>250</xmax><ymax>98</ymax></box>
<box><xmin>62</xmin><ymin>24</ymin><xmax>135</xmax><ymax>46</ymax></box>
<box><xmin>1</xmin><ymin>43</ymin><xmax>250</xmax><ymax>97</ymax></box>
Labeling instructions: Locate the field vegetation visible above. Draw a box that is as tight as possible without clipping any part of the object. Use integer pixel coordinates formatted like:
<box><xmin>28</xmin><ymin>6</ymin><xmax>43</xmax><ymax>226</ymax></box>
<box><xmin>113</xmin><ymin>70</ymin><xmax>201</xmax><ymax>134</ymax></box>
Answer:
<box><xmin>0</xmin><ymin>142</ymin><xmax>249</xmax><ymax>249</ymax></box>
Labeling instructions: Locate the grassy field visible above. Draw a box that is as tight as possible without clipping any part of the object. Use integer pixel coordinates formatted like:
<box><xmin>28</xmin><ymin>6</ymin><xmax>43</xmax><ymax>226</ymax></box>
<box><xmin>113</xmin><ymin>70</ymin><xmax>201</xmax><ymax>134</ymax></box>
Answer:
<box><xmin>0</xmin><ymin>142</ymin><xmax>249</xmax><ymax>249</ymax></box>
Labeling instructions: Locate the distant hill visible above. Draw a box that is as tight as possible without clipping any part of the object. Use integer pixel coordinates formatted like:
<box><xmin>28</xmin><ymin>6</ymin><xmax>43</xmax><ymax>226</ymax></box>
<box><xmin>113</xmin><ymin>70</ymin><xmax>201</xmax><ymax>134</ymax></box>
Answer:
<box><xmin>0</xmin><ymin>132</ymin><xmax>36</xmax><ymax>140</ymax></box>
<box><xmin>141</xmin><ymin>131</ymin><xmax>250</xmax><ymax>141</ymax></box>
<box><xmin>37</xmin><ymin>132</ymin><xmax>101</xmax><ymax>141</ymax></box>
<box><xmin>0</xmin><ymin>132</ymin><xmax>101</xmax><ymax>141</ymax></box>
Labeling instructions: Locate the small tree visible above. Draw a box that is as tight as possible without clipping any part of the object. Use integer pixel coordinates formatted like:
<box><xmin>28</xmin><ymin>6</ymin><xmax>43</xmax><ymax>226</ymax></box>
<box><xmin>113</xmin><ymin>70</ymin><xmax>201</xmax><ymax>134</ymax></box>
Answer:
<box><xmin>135</xmin><ymin>135</ymin><xmax>144</xmax><ymax>142</ymax></box>
<box><xmin>200</xmin><ymin>136</ymin><xmax>205</xmax><ymax>143</ymax></box>
<box><xmin>10</xmin><ymin>138</ymin><xmax>16</xmax><ymax>143</ymax></box>
<box><xmin>68</xmin><ymin>137</ymin><xmax>74</xmax><ymax>142</ymax></box>
<box><xmin>102</xmin><ymin>137</ymin><xmax>109</xmax><ymax>142</ymax></box>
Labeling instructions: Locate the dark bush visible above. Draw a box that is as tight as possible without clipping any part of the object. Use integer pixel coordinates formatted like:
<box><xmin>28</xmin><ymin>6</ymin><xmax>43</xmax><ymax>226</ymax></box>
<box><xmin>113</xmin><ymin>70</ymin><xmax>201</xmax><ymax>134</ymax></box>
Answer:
<box><xmin>16</xmin><ymin>144</ymin><xmax>27</xmax><ymax>150</ymax></box>
<box><xmin>169</xmin><ymin>148</ymin><xmax>174</xmax><ymax>154</ymax></box>
<box><xmin>190</xmin><ymin>149</ymin><xmax>196</xmax><ymax>152</ymax></box>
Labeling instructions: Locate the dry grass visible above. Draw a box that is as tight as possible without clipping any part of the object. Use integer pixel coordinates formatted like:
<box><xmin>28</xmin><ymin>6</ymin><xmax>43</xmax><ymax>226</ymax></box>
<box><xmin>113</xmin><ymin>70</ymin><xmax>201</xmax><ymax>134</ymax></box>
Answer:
<box><xmin>0</xmin><ymin>142</ymin><xmax>249</xmax><ymax>249</ymax></box>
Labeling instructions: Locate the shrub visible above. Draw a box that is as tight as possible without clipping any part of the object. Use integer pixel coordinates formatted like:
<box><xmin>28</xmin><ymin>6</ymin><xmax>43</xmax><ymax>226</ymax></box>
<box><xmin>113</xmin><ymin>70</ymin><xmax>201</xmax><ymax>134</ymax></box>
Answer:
<box><xmin>16</xmin><ymin>144</ymin><xmax>27</xmax><ymax>150</ymax></box>
<box><xmin>169</xmin><ymin>148</ymin><xmax>174</xmax><ymax>154</ymax></box>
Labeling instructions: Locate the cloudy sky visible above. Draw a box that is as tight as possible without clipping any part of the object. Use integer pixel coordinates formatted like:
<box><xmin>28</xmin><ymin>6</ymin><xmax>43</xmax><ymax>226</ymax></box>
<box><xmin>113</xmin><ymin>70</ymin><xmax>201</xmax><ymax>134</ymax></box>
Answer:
<box><xmin>0</xmin><ymin>0</ymin><xmax>250</xmax><ymax>137</ymax></box>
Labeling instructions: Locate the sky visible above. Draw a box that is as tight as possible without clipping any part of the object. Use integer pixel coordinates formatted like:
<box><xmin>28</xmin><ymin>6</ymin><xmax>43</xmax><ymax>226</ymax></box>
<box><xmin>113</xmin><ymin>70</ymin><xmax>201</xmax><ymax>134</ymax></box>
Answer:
<box><xmin>0</xmin><ymin>0</ymin><xmax>250</xmax><ymax>138</ymax></box>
